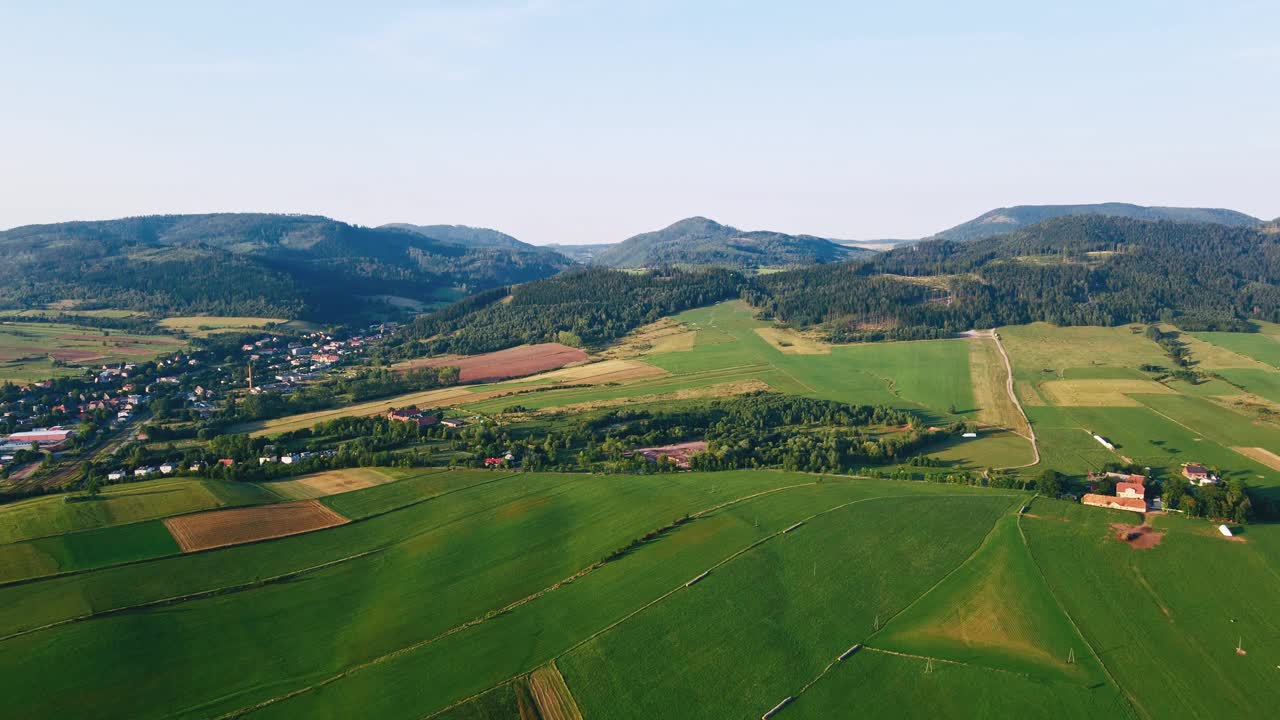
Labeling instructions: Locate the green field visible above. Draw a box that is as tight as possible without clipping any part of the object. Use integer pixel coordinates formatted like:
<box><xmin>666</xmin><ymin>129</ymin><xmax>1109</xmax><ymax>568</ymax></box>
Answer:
<box><xmin>0</xmin><ymin>469</ymin><xmax>1024</xmax><ymax>719</ymax></box>
<box><xmin>1022</xmin><ymin>498</ymin><xmax>1280</xmax><ymax>719</ymax></box>
<box><xmin>0</xmin><ymin>478</ymin><xmax>273</xmax><ymax>545</ymax></box>
<box><xmin>1191</xmin><ymin>329</ymin><xmax>1280</xmax><ymax>367</ymax></box>
<box><xmin>0</xmin><ymin>320</ymin><xmax>186</xmax><ymax>382</ymax></box>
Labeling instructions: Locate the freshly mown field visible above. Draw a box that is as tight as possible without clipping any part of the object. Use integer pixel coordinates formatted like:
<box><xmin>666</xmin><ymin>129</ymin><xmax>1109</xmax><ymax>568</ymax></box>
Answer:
<box><xmin>0</xmin><ymin>320</ymin><xmax>186</xmax><ymax>382</ymax></box>
<box><xmin>259</xmin><ymin>467</ymin><xmax>401</xmax><ymax>500</ymax></box>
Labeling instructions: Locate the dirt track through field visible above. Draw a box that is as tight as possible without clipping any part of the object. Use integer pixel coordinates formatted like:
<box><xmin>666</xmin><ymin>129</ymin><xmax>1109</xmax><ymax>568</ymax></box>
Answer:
<box><xmin>989</xmin><ymin>330</ymin><xmax>1039</xmax><ymax>468</ymax></box>
<box><xmin>164</xmin><ymin>500</ymin><xmax>348</xmax><ymax>552</ymax></box>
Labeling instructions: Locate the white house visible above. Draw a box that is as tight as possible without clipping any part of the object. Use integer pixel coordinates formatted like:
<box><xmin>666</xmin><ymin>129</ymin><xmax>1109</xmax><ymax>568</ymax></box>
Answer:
<box><xmin>159</xmin><ymin>462</ymin><xmax>176</xmax><ymax>474</ymax></box>
<box><xmin>107</xmin><ymin>470</ymin><xmax>126</xmax><ymax>481</ymax></box>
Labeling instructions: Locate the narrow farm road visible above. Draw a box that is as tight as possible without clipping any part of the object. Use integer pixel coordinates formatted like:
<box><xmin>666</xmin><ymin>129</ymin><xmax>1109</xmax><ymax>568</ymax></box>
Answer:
<box><xmin>988</xmin><ymin>329</ymin><xmax>1040</xmax><ymax>469</ymax></box>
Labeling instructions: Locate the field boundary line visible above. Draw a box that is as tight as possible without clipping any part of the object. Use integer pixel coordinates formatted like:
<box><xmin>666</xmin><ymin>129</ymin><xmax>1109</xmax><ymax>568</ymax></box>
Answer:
<box><xmin>1016</xmin><ymin>502</ymin><xmax>1148</xmax><ymax>720</ymax></box>
<box><xmin>215</xmin><ymin>481</ymin><xmax>823</xmax><ymax>720</ymax></box>
<box><xmin>0</xmin><ymin>471</ymin><xmax>520</xmax><ymax>592</ymax></box>
<box><xmin>425</xmin><ymin>492</ymin><xmax>1016</xmax><ymax>719</ymax></box>
<box><xmin>0</xmin><ymin>547</ymin><xmax>385</xmax><ymax>644</ymax></box>
<box><xmin>860</xmin><ymin>496</ymin><xmax>1023</xmax><ymax>647</ymax></box>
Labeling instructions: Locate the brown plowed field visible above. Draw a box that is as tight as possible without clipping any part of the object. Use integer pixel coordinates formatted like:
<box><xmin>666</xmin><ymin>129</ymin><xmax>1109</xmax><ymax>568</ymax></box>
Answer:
<box><xmin>527</xmin><ymin>663</ymin><xmax>584</xmax><ymax>720</ymax></box>
<box><xmin>395</xmin><ymin>343</ymin><xmax>589</xmax><ymax>382</ymax></box>
<box><xmin>163</xmin><ymin>500</ymin><xmax>348</xmax><ymax>552</ymax></box>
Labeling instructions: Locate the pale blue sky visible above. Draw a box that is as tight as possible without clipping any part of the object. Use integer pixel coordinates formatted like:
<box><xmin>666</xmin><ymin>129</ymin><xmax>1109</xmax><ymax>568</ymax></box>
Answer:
<box><xmin>2</xmin><ymin>1</ymin><xmax>1277</xmax><ymax>243</ymax></box>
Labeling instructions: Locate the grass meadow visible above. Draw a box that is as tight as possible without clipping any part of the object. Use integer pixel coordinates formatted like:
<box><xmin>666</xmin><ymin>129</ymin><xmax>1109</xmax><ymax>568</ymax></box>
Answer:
<box><xmin>0</xmin><ymin>320</ymin><xmax>185</xmax><ymax>383</ymax></box>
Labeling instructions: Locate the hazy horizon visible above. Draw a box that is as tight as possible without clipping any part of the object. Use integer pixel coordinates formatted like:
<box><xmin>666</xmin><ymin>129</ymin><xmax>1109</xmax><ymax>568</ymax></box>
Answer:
<box><xmin>3</xmin><ymin>1</ymin><xmax>1277</xmax><ymax>244</ymax></box>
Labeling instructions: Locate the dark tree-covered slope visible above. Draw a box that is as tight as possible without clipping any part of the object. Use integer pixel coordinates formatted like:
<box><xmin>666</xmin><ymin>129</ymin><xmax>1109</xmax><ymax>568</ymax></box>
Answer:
<box><xmin>382</xmin><ymin>223</ymin><xmax>544</xmax><ymax>251</ymax></box>
<box><xmin>934</xmin><ymin>203</ymin><xmax>1261</xmax><ymax>241</ymax></box>
<box><xmin>750</xmin><ymin>216</ymin><xmax>1280</xmax><ymax>339</ymax></box>
<box><xmin>592</xmin><ymin>216</ymin><xmax>873</xmax><ymax>268</ymax></box>
<box><xmin>0</xmin><ymin>214</ymin><xmax>574</xmax><ymax>320</ymax></box>
<box><xmin>390</xmin><ymin>267</ymin><xmax>744</xmax><ymax>356</ymax></box>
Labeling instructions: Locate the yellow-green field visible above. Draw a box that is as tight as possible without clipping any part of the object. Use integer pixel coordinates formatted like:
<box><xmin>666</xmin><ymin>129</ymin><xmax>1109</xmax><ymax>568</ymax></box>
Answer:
<box><xmin>158</xmin><ymin>315</ymin><xmax>293</xmax><ymax>337</ymax></box>
<box><xmin>0</xmin><ymin>320</ymin><xmax>186</xmax><ymax>383</ymax></box>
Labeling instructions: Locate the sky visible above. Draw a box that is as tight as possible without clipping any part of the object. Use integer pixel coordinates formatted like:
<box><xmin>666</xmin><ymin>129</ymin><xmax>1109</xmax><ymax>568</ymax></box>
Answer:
<box><xmin>1</xmin><ymin>1</ymin><xmax>1277</xmax><ymax>244</ymax></box>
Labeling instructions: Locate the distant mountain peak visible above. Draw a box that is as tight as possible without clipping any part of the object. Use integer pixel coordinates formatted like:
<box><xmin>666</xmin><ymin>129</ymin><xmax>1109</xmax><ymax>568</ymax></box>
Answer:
<box><xmin>592</xmin><ymin>217</ymin><xmax>872</xmax><ymax>269</ymax></box>
<box><xmin>934</xmin><ymin>203</ymin><xmax>1262</xmax><ymax>241</ymax></box>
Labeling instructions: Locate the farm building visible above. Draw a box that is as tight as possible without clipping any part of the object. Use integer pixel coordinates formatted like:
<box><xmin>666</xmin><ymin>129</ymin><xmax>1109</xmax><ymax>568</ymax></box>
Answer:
<box><xmin>1218</xmin><ymin>524</ymin><xmax>1234</xmax><ymax>537</ymax></box>
<box><xmin>387</xmin><ymin>406</ymin><xmax>439</xmax><ymax>427</ymax></box>
<box><xmin>1181</xmin><ymin>463</ymin><xmax>1219</xmax><ymax>486</ymax></box>
<box><xmin>1091</xmin><ymin>433</ymin><xmax>1115</xmax><ymax>450</ymax></box>
<box><xmin>1115</xmin><ymin>482</ymin><xmax>1145</xmax><ymax>500</ymax></box>
<box><xmin>440</xmin><ymin>418</ymin><xmax>469</xmax><ymax>428</ymax></box>
<box><xmin>1081</xmin><ymin>493</ymin><xmax>1147</xmax><ymax>513</ymax></box>
<box><xmin>4</xmin><ymin>426</ymin><xmax>75</xmax><ymax>445</ymax></box>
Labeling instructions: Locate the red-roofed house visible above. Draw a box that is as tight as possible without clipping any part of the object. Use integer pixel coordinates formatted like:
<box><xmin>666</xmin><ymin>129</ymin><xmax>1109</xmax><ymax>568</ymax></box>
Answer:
<box><xmin>1116</xmin><ymin>482</ymin><xmax>1146</xmax><ymax>500</ymax></box>
<box><xmin>1182</xmin><ymin>463</ymin><xmax>1218</xmax><ymax>486</ymax></box>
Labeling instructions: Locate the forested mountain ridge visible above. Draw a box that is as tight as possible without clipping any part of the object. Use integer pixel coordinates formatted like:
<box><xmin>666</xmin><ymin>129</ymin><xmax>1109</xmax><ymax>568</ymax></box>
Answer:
<box><xmin>751</xmin><ymin>215</ymin><xmax>1280</xmax><ymax>339</ymax></box>
<box><xmin>0</xmin><ymin>214</ymin><xmax>574</xmax><ymax>320</ymax></box>
<box><xmin>389</xmin><ymin>267</ymin><xmax>744</xmax><ymax>356</ymax></box>
<box><xmin>407</xmin><ymin>215</ymin><xmax>1280</xmax><ymax>355</ymax></box>
<box><xmin>592</xmin><ymin>216</ymin><xmax>874</xmax><ymax>268</ymax></box>
<box><xmin>382</xmin><ymin>223</ymin><xmax>544</xmax><ymax>251</ymax></box>
<box><xmin>933</xmin><ymin>202</ymin><xmax>1262</xmax><ymax>241</ymax></box>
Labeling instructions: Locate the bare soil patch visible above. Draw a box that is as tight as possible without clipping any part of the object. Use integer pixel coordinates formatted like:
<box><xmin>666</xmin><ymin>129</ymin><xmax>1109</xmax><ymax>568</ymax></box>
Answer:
<box><xmin>1232</xmin><ymin>446</ymin><xmax>1280</xmax><ymax>471</ymax></box>
<box><xmin>1111</xmin><ymin>522</ymin><xmax>1165</xmax><ymax>550</ymax></box>
<box><xmin>631</xmin><ymin>440</ymin><xmax>708</xmax><ymax>469</ymax></box>
<box><xmin>602</xmin><ymin>318</ymin><xmax>696</xmax><ymax>359</ymax></box>
<box><xmin>526</xmin><ymin>662</ymin><xmax>584</xmax><ymax>720</ymax></box>
<box><xmin>163</xmin><ymin>500</ymin><xmax>348</xmax><ymax>552</ymax></box>
<box><xmin>395</xmin><ymin>343</ymin><xmax>588</xmax><ymax>382</ymax></box>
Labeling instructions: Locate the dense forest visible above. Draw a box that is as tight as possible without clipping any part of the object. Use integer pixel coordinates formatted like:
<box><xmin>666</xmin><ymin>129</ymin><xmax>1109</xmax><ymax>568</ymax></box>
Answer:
<box><xmin>389</xmin><ymin>267</ymin><xmax>744</xmax><ymax>355</ymax></box>
<box><xmin>0</xmin><ymin>214</ymin><xmax>574</xmax><ymax>321</ymax></box>
<box><xmin>752</xmin><ymin>216</ymin><xmax>1280</xmax><ymax>339</ymax></box>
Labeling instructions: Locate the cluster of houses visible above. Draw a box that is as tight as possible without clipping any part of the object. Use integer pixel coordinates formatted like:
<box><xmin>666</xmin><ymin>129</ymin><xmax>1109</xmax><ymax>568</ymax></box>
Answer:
<box><xmin>256</xmin><ymin>450</ymin><xmax>337</xmax><ymax>466</ymax></box>
<box><xmin>1081</xmin><ymin>463</ymin><xmax>1220</xmax><ymax>514</ymax></box>
<box><xmin>242</xmin><ymin>328</ymin><xmax>388</xmax><ymax>395</ymax></box>
<box><xmin>107</xmin><ymin>461</ymin><xmax>199</xmax><ymax>480</ymax></box>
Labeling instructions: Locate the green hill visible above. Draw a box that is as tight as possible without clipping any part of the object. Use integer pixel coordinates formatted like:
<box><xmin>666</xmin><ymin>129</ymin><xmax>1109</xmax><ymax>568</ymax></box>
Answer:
<box><xmin>934</xmin><ymin>203</ymin><xmax>1262</xmax><ymax>241</ymax></box>
<box><xmin>0</xmin><ymin>214</ymin><xmax>574</xmax><ymax>321</ymax></box>
<box><xmin>592</xmin><ymin>216</ymin><xmax>873</xmax><ymax>268</ymax></box>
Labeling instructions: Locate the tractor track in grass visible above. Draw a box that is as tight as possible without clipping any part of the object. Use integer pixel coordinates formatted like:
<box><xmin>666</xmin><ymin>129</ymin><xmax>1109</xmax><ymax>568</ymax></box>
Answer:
<box><xmin>425</xmin><ymin>492</ymin><xmax>1018</xmax><ymax>720</ymax></box>
<box><xmin>776</xmin><ymin>496</ymin><xmax>1023</xmax><ymax>711</ymax></box>
<box><xmin>0</xmin><ymin>548</ymin><xmax>386</xmax><ymax>644</ymax></box>
<box><xmin>216</xmin><ymin>481</ymin><xmax>822</xmax><ymax>720</ymax></box>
